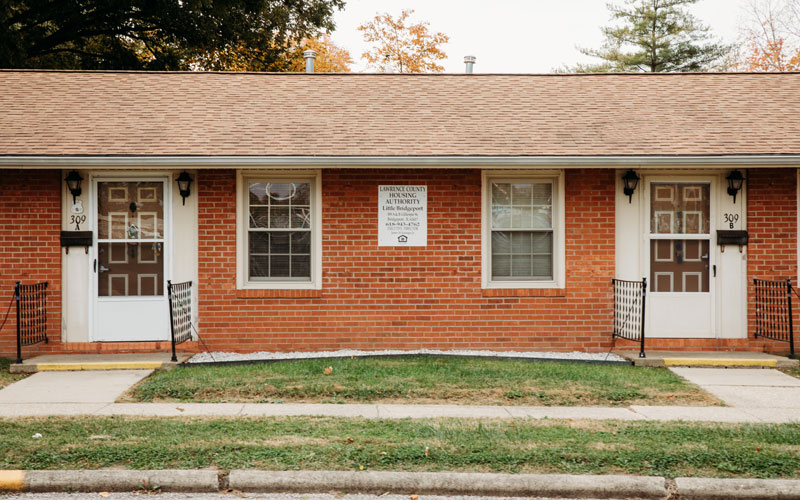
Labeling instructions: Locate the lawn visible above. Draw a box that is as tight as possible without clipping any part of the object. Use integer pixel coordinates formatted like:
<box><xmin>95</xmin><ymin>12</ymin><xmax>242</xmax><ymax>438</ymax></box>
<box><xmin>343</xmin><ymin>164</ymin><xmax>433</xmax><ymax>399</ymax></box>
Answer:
<box><xmin>0</xmin><ymin>416</ymin><xmax>798</xmax><ymax>478</ymax></box>
<box><xmin>124</xmin><ymin>356</ymin><xmax>719</xmax><ymax>406</ymax></box>
<box><xmin>0</xmin><ymin>357</ymin><xmax>25</xmax><ymax>390</ymax></box>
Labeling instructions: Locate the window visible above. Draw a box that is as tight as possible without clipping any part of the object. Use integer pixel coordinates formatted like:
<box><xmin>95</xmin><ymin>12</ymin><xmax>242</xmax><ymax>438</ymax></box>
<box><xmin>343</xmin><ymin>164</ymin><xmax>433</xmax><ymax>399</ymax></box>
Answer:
<box><xmin>482</xmin><ymin>171</ymin><xmax>565</xmax><ymax>289</ymax></box>
<box><xmin>237</xmin><ymin>171</ymin><xmax>321</xmax><ymax>289</ymax></box>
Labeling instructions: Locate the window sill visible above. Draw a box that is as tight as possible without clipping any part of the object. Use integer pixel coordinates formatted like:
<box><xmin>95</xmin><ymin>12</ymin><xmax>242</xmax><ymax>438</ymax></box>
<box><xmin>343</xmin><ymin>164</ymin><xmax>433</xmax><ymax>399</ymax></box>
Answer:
<box><xmin>482</xmin><ymin>288</ymin><xmax>566</xmax><ymax>298</ymax></box>
<box><xmin>236</xmin><ymin>289</ymin><xmax>322</xmax><ymax>299</ymax></box>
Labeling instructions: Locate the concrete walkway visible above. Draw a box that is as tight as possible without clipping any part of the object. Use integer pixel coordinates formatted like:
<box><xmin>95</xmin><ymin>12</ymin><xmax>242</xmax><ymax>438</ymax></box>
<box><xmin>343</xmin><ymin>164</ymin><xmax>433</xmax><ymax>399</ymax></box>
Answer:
<box><xmin>1</xmin><ymin>367</ymin><xmax>798</xmax><ymax>423</ymax></box>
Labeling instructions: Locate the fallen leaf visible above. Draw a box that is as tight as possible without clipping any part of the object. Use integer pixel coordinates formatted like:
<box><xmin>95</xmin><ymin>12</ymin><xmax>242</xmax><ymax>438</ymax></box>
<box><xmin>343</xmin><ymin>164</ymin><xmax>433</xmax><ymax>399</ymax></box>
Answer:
<box><xmin>98</xmin><ymin>492</ymin><xmax>110</xmax><ymax>498</ymax></box>
<box><xmin>424</xmin><ymin>446</ymin><xmax>429</xmax><ymax>457</ymax></box>
<box><xmin>410</xmin><ymin>495</ymin><xmax>419</xmax><ymax>500</ymax></box>
<box><xmin>359</xmin><ymin>465</ymin><xmax>364</xmax><ymax>470</ymax></box>
<box><xmin>379</xmin><ymin>451</ymin><xmax>387</xmax><ymax>456</ymax></box>
<box><xmin>324</xmin><ymin>366</ymin><xmax>333</xmax><ymax>375</ymax></box>
<box><xmin>345</xmin><ymin>437</ymin><xmax>354</xmax><ymax>443</ymax></box>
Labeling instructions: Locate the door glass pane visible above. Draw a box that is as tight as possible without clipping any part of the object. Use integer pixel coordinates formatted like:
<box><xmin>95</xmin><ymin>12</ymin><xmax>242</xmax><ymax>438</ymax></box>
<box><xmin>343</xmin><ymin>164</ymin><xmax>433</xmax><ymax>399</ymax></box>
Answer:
<box><xmin>98</xmin><ymin>243</ymin><xmax>164</xmax><ymax>296</ymax></box>
<box><xmin>98</xmin><ymin>182</ymin><xmax>164</xmax><ymax>239</ymax></box>
<box><xmin>650</xmin><ymin>183</ymin><xmax>709</xmax><ymax>235</ymax></box>
<box><xmin>650</xmin><ymin>240</ymin><xmax>709</xmax><ymax>293</ymax></box>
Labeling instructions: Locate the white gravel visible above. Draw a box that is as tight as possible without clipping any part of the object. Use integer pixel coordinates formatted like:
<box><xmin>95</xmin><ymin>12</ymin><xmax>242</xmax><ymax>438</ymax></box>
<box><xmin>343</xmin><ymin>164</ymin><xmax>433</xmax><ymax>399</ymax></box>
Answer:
<box><xmin>188</xmin><ymin>349</ymin><xmax>626</xmax><ymax>364</ymax></box>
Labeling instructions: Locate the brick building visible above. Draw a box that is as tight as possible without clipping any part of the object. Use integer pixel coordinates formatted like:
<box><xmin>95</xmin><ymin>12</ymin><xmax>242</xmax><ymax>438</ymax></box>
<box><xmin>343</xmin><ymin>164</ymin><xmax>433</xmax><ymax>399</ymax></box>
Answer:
<box><xmin>0</xmin><ymin>70</ymin><xmax>798</xmax><ymax>358</ymax></box>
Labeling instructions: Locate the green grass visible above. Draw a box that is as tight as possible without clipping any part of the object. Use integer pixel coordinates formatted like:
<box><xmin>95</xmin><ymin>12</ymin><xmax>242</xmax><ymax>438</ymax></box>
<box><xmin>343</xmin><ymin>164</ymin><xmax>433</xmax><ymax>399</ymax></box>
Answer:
<box><xmin>124</xmin><ymin>356</ymin><xmax>718</xmax><ymax>406</ymax></box>
<box><xmin>0</xmin><ymin>358</ymin><xmax>25</xmax><ymax>390</ymax></box>
<box><xmin>0</xmin><ymin>416</ymin><xmax>798</xmax><ymax>478</ymax></box>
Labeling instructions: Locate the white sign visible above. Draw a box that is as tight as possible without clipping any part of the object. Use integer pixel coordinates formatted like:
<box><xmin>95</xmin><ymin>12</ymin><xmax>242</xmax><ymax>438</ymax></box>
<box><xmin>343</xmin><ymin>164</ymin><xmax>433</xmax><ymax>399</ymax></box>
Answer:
<box><xmin>378</xmin><ymin>185</ymin><xmax>427</xmax><ymax>246</ymax></box>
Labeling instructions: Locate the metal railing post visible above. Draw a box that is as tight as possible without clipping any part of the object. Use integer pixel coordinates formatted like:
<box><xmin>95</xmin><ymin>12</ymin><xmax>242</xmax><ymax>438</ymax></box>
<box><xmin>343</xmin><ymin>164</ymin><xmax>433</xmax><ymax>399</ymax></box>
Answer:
<box><xmin>788</xmin><ymin>279</ymin><xmax>796</xmax><ymax>359</ymax></box>
<box><xmin>167</xmin><ymin>280</ymin><xmax>177</xmax><ymax>362</ymax></box>
<box><xmin>15</xmin><ymin>282</ymin><xmax>21</xmax><ymax>364</ymax></box>
<box><xmin>639</xmin><ymin>277</ymin><xmax>647</xmax><ymax>359</ymax></box>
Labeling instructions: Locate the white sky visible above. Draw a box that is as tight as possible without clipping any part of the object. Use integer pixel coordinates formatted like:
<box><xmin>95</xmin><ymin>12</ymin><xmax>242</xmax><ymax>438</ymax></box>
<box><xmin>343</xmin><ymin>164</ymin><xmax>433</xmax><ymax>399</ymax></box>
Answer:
<box><xmin>328</xmin><ymin>0</ymin><xmax>752</xmax><ymax>73</ymax></box>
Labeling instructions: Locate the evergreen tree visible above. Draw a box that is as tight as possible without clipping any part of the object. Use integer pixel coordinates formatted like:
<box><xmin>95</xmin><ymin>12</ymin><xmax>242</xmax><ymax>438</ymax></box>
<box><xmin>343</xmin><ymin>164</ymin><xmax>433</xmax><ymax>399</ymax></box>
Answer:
<box><xmin>567</xmin><ymin>0</ymin><xmax>731</xmax><ymax>72</ymax></box>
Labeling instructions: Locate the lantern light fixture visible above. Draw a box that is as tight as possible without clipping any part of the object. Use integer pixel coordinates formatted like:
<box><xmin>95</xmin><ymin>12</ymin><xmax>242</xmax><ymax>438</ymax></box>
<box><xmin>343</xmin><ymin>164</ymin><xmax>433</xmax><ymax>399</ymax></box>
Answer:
<box><xmin>622</xmin><ymin>169</ymin><xmax>640</xmax><ymax>203</ymax></box>
<box><xmin>726</xmin><ymin>169</ymin><xmax>744</xmax><ymax>204</ymax></box>
<box><xmin>64</xmin><ymin>170</ymin><xmax>83</xmax><ymax>204</ymax></box>
<box><xmin>176</xmin><ymin>171</ymin><xmax>193</xmax><ymax>205</ymax></box>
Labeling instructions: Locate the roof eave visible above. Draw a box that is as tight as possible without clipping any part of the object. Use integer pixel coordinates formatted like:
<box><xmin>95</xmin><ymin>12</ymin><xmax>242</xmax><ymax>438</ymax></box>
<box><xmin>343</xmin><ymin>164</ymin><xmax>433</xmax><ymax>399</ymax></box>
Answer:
<box><xmin>0</xmin><ymin>155</ymin><xmax>799</xmax><ymax>168</ymax></box>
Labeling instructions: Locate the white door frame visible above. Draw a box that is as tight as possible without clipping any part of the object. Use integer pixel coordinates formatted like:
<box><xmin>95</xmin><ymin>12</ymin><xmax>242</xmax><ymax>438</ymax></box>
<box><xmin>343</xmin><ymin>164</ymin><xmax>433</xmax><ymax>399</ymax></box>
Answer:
<box><xmin>642</xmin><ymin>174</ymin><xmax>718</xmax><ymax>338</ymax></box>
<box><xmin>88</xmin><ymin>173</ymin><xmax>173</xmax><ymax>342</ymax></box>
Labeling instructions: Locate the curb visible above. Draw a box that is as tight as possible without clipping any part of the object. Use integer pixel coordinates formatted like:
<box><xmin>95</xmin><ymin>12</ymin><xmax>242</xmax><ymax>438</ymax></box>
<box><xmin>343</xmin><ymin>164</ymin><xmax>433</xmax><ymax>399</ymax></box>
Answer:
<box><xmin>3</xmin><ymin>470</ymin><xmax>800</xmax><ymax>499</ymax></box>
<box><xmin>0</xmin><ymin>470</ymin><xmax>218</xmax><ymax>492</ymax></box>
<box><xmin>10</xmin><ymin>362</ymin><xmax>170</xmax><ymax>373</ymax></box>
<box><xmin>229</xmin><ymin>470</ymin><xmax>667</xmax><ymax>498</ymax></box>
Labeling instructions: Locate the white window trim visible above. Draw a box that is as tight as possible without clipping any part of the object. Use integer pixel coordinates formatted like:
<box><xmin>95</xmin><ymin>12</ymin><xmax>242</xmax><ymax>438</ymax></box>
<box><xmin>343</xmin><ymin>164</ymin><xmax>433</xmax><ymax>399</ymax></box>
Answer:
<box><xmin>236</xmin><ymin>170</ymin><xmax>322</xmax><ymax>290</ymax></box>
<box><xmin>481</xmin><ymin>170</ymin><xmax>566</xmax><ymax>289</ymax></box>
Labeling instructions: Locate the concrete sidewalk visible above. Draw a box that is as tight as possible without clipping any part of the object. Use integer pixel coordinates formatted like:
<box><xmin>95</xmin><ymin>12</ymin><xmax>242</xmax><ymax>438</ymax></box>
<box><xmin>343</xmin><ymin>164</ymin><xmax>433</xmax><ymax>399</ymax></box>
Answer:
<box><xmin>1</xmin><ymin>367</ymin><xmax>799</xmax><ymax>423</ymax></box>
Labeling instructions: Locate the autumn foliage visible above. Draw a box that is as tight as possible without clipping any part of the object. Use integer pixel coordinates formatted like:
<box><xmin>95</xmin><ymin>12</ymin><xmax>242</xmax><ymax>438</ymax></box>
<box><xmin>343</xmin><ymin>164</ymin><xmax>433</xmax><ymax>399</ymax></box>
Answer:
<box><xmin>358</xmin><ymin>9</ymin><xmax>449</xmax><ymax>73</ymax></box>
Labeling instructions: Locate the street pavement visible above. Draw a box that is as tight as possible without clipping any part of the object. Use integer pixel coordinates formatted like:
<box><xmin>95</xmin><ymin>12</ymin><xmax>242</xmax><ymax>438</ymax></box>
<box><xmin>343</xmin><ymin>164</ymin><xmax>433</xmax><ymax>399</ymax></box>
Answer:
<box><xmin>0</xmin><ymin>494</ymin><xmax>594</xmax><ymax>500</ymax></box>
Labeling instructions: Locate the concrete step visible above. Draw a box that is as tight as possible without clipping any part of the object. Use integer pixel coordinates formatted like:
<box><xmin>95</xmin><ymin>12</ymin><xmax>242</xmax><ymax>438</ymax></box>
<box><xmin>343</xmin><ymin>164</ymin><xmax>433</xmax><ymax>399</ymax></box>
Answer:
<box><xmin>615</xmin><ymin>350</ymin><xmax>798</xmax><ymax>368</ymax></box>
<box><xmin>9</xmin><ymin>353</ymin><xmax>190</xmax><ymax>373</ymax></box>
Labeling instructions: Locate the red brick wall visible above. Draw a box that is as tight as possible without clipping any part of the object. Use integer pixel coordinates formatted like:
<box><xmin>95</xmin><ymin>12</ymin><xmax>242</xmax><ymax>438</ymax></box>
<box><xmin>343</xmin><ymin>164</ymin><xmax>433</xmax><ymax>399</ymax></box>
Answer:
<box><xmin>196</xmin><ymin>168</ymin><xmax>616</xmax><ymax>352</ymax></box>
<box><xmin>747</xmin><ymin>168</ymin><xmax>798</xmax><ymax>355</ymax></box>
<box><xmin>0</xmin><ymin>170</ymin><xmax>62</xmax><ymax>359</ymax></box>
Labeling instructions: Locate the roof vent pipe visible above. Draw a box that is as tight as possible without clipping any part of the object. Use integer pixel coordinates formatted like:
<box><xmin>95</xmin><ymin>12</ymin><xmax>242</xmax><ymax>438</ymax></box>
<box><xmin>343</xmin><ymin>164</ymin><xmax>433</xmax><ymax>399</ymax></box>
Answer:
<box><xmin>304</xmin><ymin>50</ymin><xmax>317</xmax><ymax>73</ymax></box>
<box><xmin>464</xmin><ymin>55</ymin><xmax>476</xmax><ymax>74</ymax></box>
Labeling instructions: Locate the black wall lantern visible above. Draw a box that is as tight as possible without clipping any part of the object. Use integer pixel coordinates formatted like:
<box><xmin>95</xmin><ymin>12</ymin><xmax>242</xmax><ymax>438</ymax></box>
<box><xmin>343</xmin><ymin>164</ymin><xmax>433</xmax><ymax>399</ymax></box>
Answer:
<box><xmin>726</xmin><ymin>169</ymin><xmax>744</xmax><ymax>204</ymax></box>
<box><xmin>64</xmin><ymin>170</ymin><xmax>83</xmax><ymax>204</ymax></box>
<box><xmin>176</xmin><ymin>171</ymin><xmax>193</xmax><ymax>205</ymax></box>
<box><xmin>622</xmin><ymin>169</ymin><xmax>640</xmax><ymax>203</ymax></box>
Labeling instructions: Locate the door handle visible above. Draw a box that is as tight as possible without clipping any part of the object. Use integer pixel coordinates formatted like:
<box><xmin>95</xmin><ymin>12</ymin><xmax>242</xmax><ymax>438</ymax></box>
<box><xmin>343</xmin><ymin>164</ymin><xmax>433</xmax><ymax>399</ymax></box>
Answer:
<box><xmin>713</xmin><ymin>265</ymin><xmax>716</xmax><ymax>277</ymax></box>
<box><xmin>93</xmin><ymin>259</ymin><xmax>96</xmax><ymax>273</ymax></box>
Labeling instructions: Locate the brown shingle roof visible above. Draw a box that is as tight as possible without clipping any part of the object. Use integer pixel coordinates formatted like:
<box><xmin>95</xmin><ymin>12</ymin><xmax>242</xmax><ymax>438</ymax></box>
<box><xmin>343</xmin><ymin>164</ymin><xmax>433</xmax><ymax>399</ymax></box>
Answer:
<box><xmin>1</xmin><ymin>70</ymin><xmax>799</xmax><ymax>157</ymax></box>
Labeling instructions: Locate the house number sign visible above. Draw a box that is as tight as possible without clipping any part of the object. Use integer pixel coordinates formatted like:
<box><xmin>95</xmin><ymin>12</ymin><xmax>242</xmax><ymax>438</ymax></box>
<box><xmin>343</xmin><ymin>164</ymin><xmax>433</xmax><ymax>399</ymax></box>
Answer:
<box><xmin>378</xmin><ymin>185</ymin><xmax>427</xmax><ymax>246</ymax></box>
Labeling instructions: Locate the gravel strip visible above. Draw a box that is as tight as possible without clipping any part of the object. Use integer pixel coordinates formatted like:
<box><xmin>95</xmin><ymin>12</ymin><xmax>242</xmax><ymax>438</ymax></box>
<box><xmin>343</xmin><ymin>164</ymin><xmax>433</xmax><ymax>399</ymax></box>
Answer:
<box><xmin>188</xmin><ymin>349</ymin><xmax>626</xmax><ymax>364</ymax></box>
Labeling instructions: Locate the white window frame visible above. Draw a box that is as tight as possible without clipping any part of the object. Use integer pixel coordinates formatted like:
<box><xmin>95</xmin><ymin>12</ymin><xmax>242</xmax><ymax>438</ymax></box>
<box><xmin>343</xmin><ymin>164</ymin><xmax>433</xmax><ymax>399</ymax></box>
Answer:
<box><xmin>481</xmin><ymin>170</ymin><xmax>566</xmax><ymax>289</ymax></box>
<box><xmin>236</xmin><ymin>170</ymin><xmax>322</xmax><ymax>290</ymax></box>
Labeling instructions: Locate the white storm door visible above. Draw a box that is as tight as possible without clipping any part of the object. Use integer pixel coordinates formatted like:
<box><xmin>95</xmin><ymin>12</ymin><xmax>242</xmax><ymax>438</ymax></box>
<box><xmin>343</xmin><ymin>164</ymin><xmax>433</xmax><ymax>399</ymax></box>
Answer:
<box><xmin>646</xmin><ymin>180</ymin><xmax>715</xmax><ymax>338</ymax></box>
<box><xmin>93</xmin><ymin>178</ymin><xmax>170</xmax><ymax>342</ymax></box>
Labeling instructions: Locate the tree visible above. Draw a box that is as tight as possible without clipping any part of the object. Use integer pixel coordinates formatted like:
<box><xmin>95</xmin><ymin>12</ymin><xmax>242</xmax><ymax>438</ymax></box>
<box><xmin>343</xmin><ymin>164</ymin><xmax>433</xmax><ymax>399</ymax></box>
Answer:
<box><xmin>0</xmin><ymin>0</ymin><xmax>346</xmax><ymax>71</ymax></box>
<box><xmin>358</xmin><ymin>9</ymin><xmax>449</xmax><ymax>73</ymax></box>
<box><xmin>736</xmin><ymin>0</ymin><xmax>800</xmax><ymax>71</ymax></box>
<box><xmin>288</xmin><ymin>35</ymin><xmax>353</xmax><ymax>72</ymax></box>
<box><xmin>566</xmin><ymin>0</ymin><xmax>731</xmax><ymax>72</ymax></box>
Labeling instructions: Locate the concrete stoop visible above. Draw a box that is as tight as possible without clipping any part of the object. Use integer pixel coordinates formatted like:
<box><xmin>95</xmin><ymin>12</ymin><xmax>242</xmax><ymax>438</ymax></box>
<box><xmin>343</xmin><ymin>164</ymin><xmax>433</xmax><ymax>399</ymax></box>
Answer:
<box><xmin>2</xmin><ymin>470</ymin><xmax>800</xmax><ymax>499</ymax></box>
<box><xmin>9</xmin><ymin>353</ymin><xmax>191</xmax><ymax>373</ymax></box>
<box><xmin>615</xmin><ymin>350</ymin><xmax>798</xmax><ymax>368</ymax></box>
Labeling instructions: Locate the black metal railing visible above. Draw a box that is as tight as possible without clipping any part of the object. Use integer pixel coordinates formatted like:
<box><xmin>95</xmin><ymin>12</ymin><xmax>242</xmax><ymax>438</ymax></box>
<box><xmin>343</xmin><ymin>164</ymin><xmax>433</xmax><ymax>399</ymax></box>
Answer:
<box><xmin>612</xmin><ymin>278</ymin><xmax>647</xmax><ymax>358</ymax></box>
<box><xmin>16</xmin><ymin>281</ymin><xmax>48</xmax><ymax>364</ymax></box>
<box><xmin>167</xmin><ymin>280</ymin><xmax>193</xmax><ymax>362</ymax></box>
<box><xmin>754</xmin><ymin>278</ymin><xmax>796</xmax><ymax>358</ymax></box>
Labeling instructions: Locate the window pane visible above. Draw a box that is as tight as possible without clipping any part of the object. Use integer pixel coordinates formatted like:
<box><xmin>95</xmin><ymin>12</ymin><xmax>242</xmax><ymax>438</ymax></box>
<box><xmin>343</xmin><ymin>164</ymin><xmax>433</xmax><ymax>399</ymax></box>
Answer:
<box><xmin>293</xmin><ymin>183</ymin><xmax>310</xmax><ymax>205</ymax></box>
<box><xmin>98</xmin><ymin>242</ymin><xmax>164</xmax><ymax>296</ymax></box>
<box><xmin>511</xmin><ymin>184</ymin><xmax>533</xmax><ymax>205</ymax></box>
<box><xmin>491</xmin><ymin>205</ymin><xmax>511</xmax><ymax>228</ymax></box>
<box><xmin>269</xmin><ymin>232</ymin><xmax>290</xmax><ymax>254</ymax></box>
<box><xmin>532</xmin><ymin>206</ymin><xmax>553</xmax><ymax>229</ymax></box>
<box><xmin>291</xmin><ymin>207</ymin><xmax>311</xmax><ymax>228</ymax></box>
<box><xmin>492</xmin><ymin>183</ymin><xmax>511</xmax><ymax>205</ymax></box>
<box><xmin>249</xmin><ymin>232</ymin><xmax>269</xmax><ymax>254</ymax></box>
<box><xmin>249</xmin><ymin>207</ymin><xmax>269</xmax><ymax>228</ymax></box>
<box><xmin>267</xmin><ymin>183</ymin><xmax>294</xmax><ymax>205</ymax></box>
<box><xmin>291</xmin><ymin>255</ymin><xmax>311</xmax><ymax>278</ymax></box>
<box><xmin>249</xmin><ymin>183</ymin><xmax>268</xmax><ymax>205</ymax></box>
<box><xmin>291</xmin><ymin>232</ymin><xmax>311</xmax><ymax>254</ymax></box>
<box><xmin>512</xmin><ymin>255</ymin><xmax>533</xmax><ymax>276</ymax></box>
<box><xmin>532</xmin><ymin>232</ymin><xmax>553</xmax><ymax>254</ymax></box>
<box><xmin>511</xmin><ymin>232</ymin><xmax>533</xmax><ymax>253</ymax></box>
<box><xmin>249</xmin><ymin>255</ymin><xmax>269</xmax><ymax>278</ymax></box>
<box><xmin>269</xmin><ymin>207</ymin><xmax>290</xmax><ymax>228</ymax></box>
<box><xmin>531</xmin><ymin>184</ymin><xmax>552</xmax><ymax>205</ymax></box>
<box><xmin>492</xmin><ymin>231</ymin><xmax>511</xmax><ymax>253</ymax></box>
<box><xmin>511</xmin><ymin>207</ymin><xmax>533</xmax><ymax>228</ymax></box>
<box><xmin>532</xmin><ymin>255</ymin><xmax>553</xmax><ymax>279</ymax></box>
<box><xmin>492</xmin><ymin>254</ymin><xmax>511</xmax><ymax>277</ymax></box>
<box><xmin>650</xmin><ymin>183</ymin><xmax>710</xmax><ymax>235</ymax></box>
<box><xmin>650</xmin><ymin>239</ymin><xmax>709</xmax><ymax>293</ymax></box>
<box><xmin>270</xmin><ymin>255</ymin><xmax>290</xmax><ymax>277</ymax></box>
